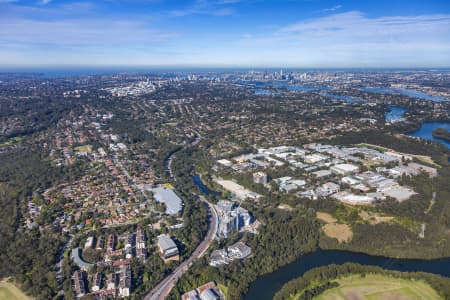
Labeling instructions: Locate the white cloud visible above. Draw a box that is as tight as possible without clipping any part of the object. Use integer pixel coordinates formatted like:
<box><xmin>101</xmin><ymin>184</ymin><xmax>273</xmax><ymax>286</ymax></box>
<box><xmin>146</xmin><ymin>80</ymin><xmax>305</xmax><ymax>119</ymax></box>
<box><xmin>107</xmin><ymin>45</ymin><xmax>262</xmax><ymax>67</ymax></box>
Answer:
<box><xmin>216</xmin><ymin>0</ymin><xmax>242</xmax><ymax>4</ymax></box>
<box><xmin>169</xmin><ymin>0</ymin><xmax>235</xmax><ymax>17</ymax></box>
<box><xmin>321</xmin><ymin>5</ymin><xmax>342</xmax><ymax>13</ymax></box>
<box><xmin>238</xmin><ymin>11</ymin><xmax>450</xmax><ymax>67</ymax></box>
<box><xmin>0</xmin><ymin>17</ymin><xmax>176</xmax><ymax>47</ymax></box>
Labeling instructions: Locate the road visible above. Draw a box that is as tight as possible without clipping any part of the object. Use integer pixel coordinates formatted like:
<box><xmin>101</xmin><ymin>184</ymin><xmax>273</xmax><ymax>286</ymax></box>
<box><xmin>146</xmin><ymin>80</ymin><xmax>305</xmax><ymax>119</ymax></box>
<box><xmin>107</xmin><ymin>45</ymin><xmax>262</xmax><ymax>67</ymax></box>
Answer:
<box><xmin>55</xmin><ymin>233</ymin><xmax>74</xmax><ymax>296</ymax></box>
<box><xmin>143</xmin><ymin>129</ymin><xmax>218</xmax><ymax>300</ymax></box>
<box><xmin>56</xmin><ymin>131</ymin><xmax>205</xmax><ymax>298</ymax></box>
<box><xmin>143</xmin><ymin>196</ymin><xmax>218</xmax><ymax>300</ymax></box>
<box><xmin>112</xmin><ymin>155</ymin><xmax>150</xmax><ymax>202</ymax></box>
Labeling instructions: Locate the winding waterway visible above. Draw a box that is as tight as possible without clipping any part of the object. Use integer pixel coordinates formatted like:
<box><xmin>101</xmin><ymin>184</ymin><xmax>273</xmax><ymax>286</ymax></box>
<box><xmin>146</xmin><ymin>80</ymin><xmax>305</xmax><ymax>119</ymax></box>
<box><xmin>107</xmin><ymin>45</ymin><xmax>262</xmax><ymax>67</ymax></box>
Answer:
<box><xmin>252</xmin><ymin>81</ymin><xmax>330</xmax><ymax>95</ymax></box>
<box><xmin>408</xmin><ymin>122</ymin><xmax>450</xmax><ymax>149</ymax></box>
<box><xmin>245</xmin><ymin>249</ymin><xmax>450</xmax><ymax>300</ymax></box>
<box><xmin>385</xmin><ymin>106</ymin><xmax>407</xmax><ymax>123</ymax></box>
<box><xmin>320</xmin><ymin>93</ymin><xmax>360</xmax><ymax>103</ymax></box>
<box><xmin>192</xmin><ymin>176</ymin><xmax>450</xmax><ymax>299</ymax></box>
<box><xmin>362</xmin><ymin>87</ymin><xmax>448</xmax><ymax>102</ymax></box>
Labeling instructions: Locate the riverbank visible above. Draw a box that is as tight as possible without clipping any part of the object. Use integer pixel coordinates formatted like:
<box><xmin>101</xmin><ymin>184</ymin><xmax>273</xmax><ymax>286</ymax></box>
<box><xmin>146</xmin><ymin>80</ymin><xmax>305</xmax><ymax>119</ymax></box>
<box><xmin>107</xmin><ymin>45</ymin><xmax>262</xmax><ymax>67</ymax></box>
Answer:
<box><xmin>245</xmin><ymin>250</ymin><xmax>450</xmax><ymax>300</ymax></box>
<box><xmin>316</xmin><ymin>274</ymin><xmax>440</xmax><ymax>300</ymax></box>
<box><xmin>407</xmin><ymin>121</ymin><xmax>450</xmax><ymax>149</ymax></box>
<box><xmin>188</xmin><ymin>147</ymin><xmax>450</xmax><ymax>300</ymax></box>
<box><xmin>273</xmin><ymin>263</ymin><xmax>449</xmax><ymax>300</ymax></box>
<box><xmin>432</xmin><ymin>128</ymin><xmax>450</xmax><ymax>142</ymax></box>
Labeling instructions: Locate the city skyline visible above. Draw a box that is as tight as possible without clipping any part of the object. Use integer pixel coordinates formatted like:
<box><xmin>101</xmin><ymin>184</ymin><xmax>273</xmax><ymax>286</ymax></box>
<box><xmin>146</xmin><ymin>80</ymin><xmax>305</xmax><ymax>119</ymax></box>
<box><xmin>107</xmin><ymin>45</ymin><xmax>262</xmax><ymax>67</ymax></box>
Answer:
<box><xmin>1</xmin><ymin>0</ymin><xmax>450</xmax><ymax>68</ymax></box>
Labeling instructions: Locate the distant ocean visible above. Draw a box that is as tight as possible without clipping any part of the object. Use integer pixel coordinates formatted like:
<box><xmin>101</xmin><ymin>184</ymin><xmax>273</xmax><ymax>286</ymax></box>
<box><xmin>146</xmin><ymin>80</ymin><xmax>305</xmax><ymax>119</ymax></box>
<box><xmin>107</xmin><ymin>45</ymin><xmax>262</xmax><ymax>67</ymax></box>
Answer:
<box><xmin>0</xmin><ymin>67</ymin><xmax>184</xmax><ymax>78</ymax></box>
<box><xmin>1</xmin><ymin>67</ymin><xmax>450</xmax><ymax>79</ymax></box>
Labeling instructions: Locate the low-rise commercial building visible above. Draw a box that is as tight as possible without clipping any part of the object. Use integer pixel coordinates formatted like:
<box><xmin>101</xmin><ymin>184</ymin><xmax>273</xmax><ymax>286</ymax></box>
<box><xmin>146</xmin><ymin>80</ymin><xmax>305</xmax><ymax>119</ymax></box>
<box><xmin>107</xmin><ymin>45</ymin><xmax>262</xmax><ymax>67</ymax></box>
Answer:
<box><xmin>210</xmin><ymin>242</ymin><xmax>252</xmax><ymax>266</ymax></box>
<box><xmin>331</xmin><ymin>163</ymin><xmax>359</xmax><ymax>175</ymax></box>
<box><xmin>151</xmin><ymin>186</ymin><xmax>183</xmax><ymax>215</ymax></box>
<box><xmin>157</xmin><ymin>234</ymin><xmax>179</xmax><ymax>262</ymax></box>
<box><xmin>253</xmin><ymin>171</ymin><xmax>268</xmax><ymax>184</ymax></box>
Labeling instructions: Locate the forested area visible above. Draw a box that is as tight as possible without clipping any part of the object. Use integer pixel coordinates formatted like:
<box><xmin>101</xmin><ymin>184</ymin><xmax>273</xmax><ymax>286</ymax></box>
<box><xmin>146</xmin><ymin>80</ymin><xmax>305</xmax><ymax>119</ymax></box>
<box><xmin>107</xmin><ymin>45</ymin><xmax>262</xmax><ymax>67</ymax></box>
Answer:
<box><xmin>170</xmin><ymin>208</ymin><xmax>320</xmax><ymax>300</ymax></box>
<box><xmin>0</xmin><ymin>75</ymin><xmax>449</xmax><ymax>300</ymax></box>
<box><xmin>326</xmin><ymin>130</ymin><xmax>450</xmax><ymax>162</ymax></box>
<box><xmin>274</xmin><ymin>263</ymin><xmax>450</xmax><ymax>300</ymax></box>
<box><xmin>0</xmin><ymin>145</ymin><xmax>87</xmax><ymax>298</ymax></box>
<box><xmin>432</xmin><ymin>127</ymin><xmax>450</xmax><ymax>142</ymax></box>
<box><xmin>0</xmin><ymin>95</ymin><xmax>87</xmax><ymax>143</ymax></box>
<box><xmin>313</xmin><ymin>131</ymin><xmax>450</xmax><ymax>258</ymax></box>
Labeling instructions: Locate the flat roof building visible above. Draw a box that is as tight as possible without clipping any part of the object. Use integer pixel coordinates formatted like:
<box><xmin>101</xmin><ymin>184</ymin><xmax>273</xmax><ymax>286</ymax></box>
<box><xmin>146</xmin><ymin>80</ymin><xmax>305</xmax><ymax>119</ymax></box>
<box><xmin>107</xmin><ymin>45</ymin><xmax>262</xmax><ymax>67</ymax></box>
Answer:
<box><xmin>84</xmin><ymin>236</ymin><xmax>94</xmax><ymax>249</ymax></box>
<box><xmin>228</xmin><ymin>242</ymin><xmax>252</xmax><ymax>259</ymax></box>
<box><xmin>119</xmin><ymin>266</ymin><xmax>132</xmax><ymax>297</ymax></box>
<box><xmin>151</xmin><ymin>186</ymin><xmax>183</xmax><ymax>215</ymax></box>
<box><xmin>253</xmin><ymin>171</ymin><xmax>268</xmax><ymax>185</ymax></box>
<box><xmin>72</xmin><ymin>270</ymin><xmax>87</xmax><ymax>298</ymax></box>
<box><xmin>157</xmin><ymin>234</ymin><xmax>179</xmax><ymax>262</ymax></box>
<box><xmin>136</xmin><ymin>228</ymin><xmax>146</xmax><ymax>249</ymax></box>
<box><xmin>71</xmin><ymin>248</ymin><xmax>94</xmax><ymax>271</ymax></box>
<box><xmin>92</xmin><ymin>272</ymin><xmax>102</xmax><ymax>292</ymax></box>
<box><xmin>331</xmin><ymin>163</ymin><xmax>359</xmax><ymax>175</ymax></box>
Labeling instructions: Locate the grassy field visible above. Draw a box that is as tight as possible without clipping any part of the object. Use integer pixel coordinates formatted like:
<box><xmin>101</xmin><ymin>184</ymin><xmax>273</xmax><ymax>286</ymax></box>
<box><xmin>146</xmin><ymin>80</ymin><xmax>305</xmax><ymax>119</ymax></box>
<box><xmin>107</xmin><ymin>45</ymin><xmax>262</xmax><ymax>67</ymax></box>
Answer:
<box><xmin>317</xmin><ymin>212</ymin><xmax>353</xmax><ymax>243</ymax></box>
<box><xmin>0</xmin><ymin>136</ymin><xmax>25</xmax><ymax>147</ymax></box>
<box><xmin>74</xmin><ymin>144</ymin><xmax>93</xmax><ymax>153</ymax></box>
<box><xmin>357</xmin><ymin>143</ymin><xmax>439</xmax><ymax>167</ymax></box>
<box><xmin>217</xmin><ymin>283</ymin><xmax>228</xmax><ymax>298</ymax></box>
<box><xmin>314</xmin><ymin>274</ymin><xmax>442</xmax><ymax>300</ymax></box>
<box><xmin>316</xmin><ymin>212</ymin><xmax>337</xmax><ymax>223</ymax></box>
<box><xmin>0</xmin><ymin>282</ymin><xmax>30</xmax><ymax>300</ymax></box>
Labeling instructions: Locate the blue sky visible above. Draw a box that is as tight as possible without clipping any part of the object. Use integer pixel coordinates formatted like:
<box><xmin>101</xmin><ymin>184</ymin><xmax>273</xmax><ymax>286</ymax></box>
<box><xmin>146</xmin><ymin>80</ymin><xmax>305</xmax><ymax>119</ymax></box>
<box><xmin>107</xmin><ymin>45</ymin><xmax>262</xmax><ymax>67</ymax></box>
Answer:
<box><xmin>1</xmin><ymin>0</ymin><xmax>450</xmax><ymax>67</ymax></box>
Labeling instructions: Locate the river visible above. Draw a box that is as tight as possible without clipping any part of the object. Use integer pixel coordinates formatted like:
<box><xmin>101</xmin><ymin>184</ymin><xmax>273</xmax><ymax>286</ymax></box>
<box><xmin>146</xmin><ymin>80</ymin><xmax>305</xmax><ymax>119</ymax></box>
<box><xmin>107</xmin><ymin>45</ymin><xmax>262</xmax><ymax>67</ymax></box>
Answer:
<box><xmin>245</xmin><ymin>249</ymin><xmax>450</xmax><ymax>300</ymax></box>
<box><xmin>192</xmin><ymin>161</ymin><xmax>450</xmax><ymax>300</ymax></box>
<box><xmin>252</xmin><ymin>81</ymin><xmax>331</xmax><ymax>95</ymax></box>
<box><xmin>408</xmin><ymin>122</ymin><xmax>450</xmax><ymax>149</ymax></box>
<box><xmin>385</xmin><ymin>106</ymin><xmax>407</xmax><ymax>123</ymax></box>
<box><xmin>192</xmin><ymin>175</ymin><xmax>216</xmax><ymax>195</ymax></box>
<box><xmin>320</xmin><ymin>93</ymin><xmax>360</xmax><ymax>104</ymax></box>
<box><xmin>362</xmin><ymin>87</ymin><xmax>448</xmax><ymax>102</ymax></box>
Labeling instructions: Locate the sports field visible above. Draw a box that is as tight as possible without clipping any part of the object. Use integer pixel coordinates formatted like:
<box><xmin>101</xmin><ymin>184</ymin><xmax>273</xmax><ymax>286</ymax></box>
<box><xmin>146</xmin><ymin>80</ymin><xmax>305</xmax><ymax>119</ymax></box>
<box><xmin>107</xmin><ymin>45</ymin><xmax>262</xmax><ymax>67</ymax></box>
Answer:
<box><xmin>0</xmin><ymin>282</ymin><xmax>30</xmax><ymax>300</ymax></box>
<box><xmin>315</xmin><ymin>274</ymin><xmax>442</xmax><ymax>300</ymax></box>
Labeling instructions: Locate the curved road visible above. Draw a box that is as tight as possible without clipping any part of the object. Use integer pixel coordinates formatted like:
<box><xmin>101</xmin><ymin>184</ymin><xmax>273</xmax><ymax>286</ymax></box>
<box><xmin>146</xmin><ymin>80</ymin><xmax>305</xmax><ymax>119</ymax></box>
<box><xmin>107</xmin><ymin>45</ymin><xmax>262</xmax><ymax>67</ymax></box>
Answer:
<box><xmin>143</xmin><ymin>196</ymin><xmax>218</xmax><ymax>300</ymax></box>
<box><xmin>144</xmin><ymin>130</ymin><xmax>218</xmax><ymax>300</ymax></box>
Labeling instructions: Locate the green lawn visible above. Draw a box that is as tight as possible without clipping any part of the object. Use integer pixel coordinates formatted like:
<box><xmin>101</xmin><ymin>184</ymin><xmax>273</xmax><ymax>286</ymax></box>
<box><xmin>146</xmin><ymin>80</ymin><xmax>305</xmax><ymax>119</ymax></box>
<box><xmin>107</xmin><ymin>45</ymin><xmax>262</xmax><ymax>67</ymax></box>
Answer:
<box><xmin>314</xmin><ymin>274</ymin><xmax>442</xmax><ymax>300</ymax></box>
<box><xmin>74</xmin><ymin>144</ymin><xmax>93</xmax><ymax>153</ymax></box>
<box><xmin>0</xmin><ymin>136</ymin><xmax>25</xmax><ymax>147</ymax></box>
<box><xmin>217</xmin><ymin>283</ymin><xmax>228</xmax><ymax>298</ymax></box>
<box><xmin>0</xmin><ymin>282</ymin><xmax>30</xmax><ymax>300</ymax></box>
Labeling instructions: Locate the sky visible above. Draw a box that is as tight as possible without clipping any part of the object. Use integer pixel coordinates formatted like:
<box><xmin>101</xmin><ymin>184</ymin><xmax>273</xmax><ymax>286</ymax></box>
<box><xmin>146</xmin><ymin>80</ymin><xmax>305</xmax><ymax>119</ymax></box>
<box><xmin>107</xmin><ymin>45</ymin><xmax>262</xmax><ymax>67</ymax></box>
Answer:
<box><xmin>1</xmin><ymin>0</ymin><xmax>450</xmax><ymax>68</ymax></box>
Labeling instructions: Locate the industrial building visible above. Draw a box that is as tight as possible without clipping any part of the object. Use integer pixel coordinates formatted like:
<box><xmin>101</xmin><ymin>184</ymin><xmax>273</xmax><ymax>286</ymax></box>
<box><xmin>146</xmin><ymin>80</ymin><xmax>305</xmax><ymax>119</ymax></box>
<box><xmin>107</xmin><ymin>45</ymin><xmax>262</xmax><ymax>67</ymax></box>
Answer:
<box><xmin>151</xmin><ymin>186</ymin><xmax>183</xmax><ymax>215</ymax></box>
<box><xmin>210</xmin><ymin>242</ymin><xmax>252</xmax><ymax>266</ymax></box>
<box><xmin>157</xmin><ymin>234</ymin><xmax>180</xmax><ymax>262</ymax></box>
<box><xmin>181</xmin><ymin>281</ymin><xmax>223</xmax><ymax>300</ymax></box>
<box><xmin>331</xmin><ymin>163</ymin><xmax>359</xmax><ymax>175</ymax></box>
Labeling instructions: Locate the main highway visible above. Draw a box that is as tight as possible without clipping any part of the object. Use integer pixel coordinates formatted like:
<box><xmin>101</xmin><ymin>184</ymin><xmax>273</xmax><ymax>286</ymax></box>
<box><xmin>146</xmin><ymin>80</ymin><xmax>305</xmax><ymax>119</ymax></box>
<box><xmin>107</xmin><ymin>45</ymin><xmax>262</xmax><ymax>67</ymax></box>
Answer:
<box><xmin>143</xmin><ymin>129</ymin><xmax>219</xmax><ymax>300</ymax></box>
<box><xmin>143</xmin><ymin>196</ymin><xmax>218</xmax><ymax>300</ymax></box>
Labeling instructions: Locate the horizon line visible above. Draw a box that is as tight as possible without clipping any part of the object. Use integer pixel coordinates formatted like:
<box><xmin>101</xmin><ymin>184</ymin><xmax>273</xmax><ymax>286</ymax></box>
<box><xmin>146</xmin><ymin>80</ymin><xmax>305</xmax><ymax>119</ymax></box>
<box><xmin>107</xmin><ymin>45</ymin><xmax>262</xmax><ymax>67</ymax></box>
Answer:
<box><xmin>1</xmin><ymin>64</ymin><xmax>450</xmax><ymax>70</ymax></box>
